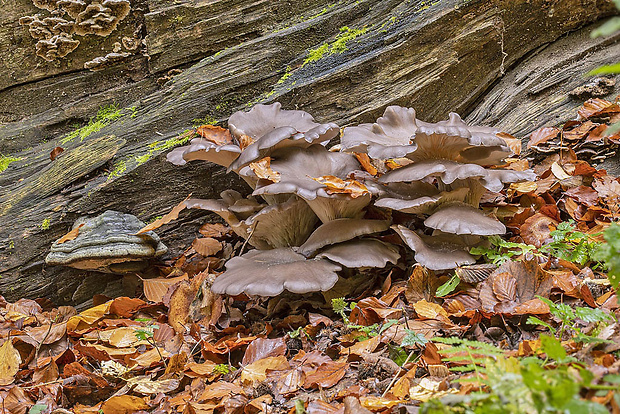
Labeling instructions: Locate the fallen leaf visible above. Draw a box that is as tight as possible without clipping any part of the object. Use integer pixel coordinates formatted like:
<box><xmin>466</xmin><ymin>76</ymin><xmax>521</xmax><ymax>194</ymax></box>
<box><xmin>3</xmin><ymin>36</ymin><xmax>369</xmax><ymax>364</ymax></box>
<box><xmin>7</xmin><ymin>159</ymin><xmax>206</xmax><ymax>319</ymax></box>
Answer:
<box><xmin>304</xmin><ymin>361</ymin><xmax>347</xmax><ymax>389</ymax></box>
<box><xmin>127</xmin><ymin>376</ymin><xmax>180</xmax><ymax>395</ymax></box>
<box><xmin>406</xmin><ymin>265</ymin><xmax>439</xmax><ymax>303</ymax></box>
<box><xmin>359</xmin><ymin>396</ymin><xmax>402</xmax><ymax>410</ymax></box>
<box><xmin>0</xmin><ymin>340</ymin><xmax>21</xmax><ymax>385</ymax></box>
<box><xmin>509</xmin><ymin>181</ymin><xmax>537</xmax><ymax>195</ymax></box>
<box><xmin>242</xmin><ymin>337</ymin><xmax>287</xmax><ymax>366</ymax></box>
<box><xmin>56</xmin><ymin>223</ymin><xmax>84</xmax><ymax>244</ymax></box>
<box><xmin>520</xmin><ymin>213</ymin><xmax>558</xmax><ymax>247</ymax></box>
<box><xmin>142</xmin><ymin>274</ymin><xmax>189</xmax><ymax>303</ymax></box>
<box><xmin>578</xmin><ymin>98</ymin><xmax>620</xmax><ymax>120</ymax></box>
<box><xmin>67</xmin><ymin>301</ymin><xmax>112</xmax><ymax>333</ymax></box>
<box><xmin>240</xmin><ymin>356</ymin><xmax>289</xmax><ymax>385</ymax></box>
<box><xmin>340</xmin><ymin>335</ymin><xmax>381</xmax><ymax>357</ymax></box>
<box><xmin>497</xmin><ymin>132</ymin><xmax>522</xmax><ymax>155</ymax></box>
<box><xmin>100</xmin><ymin>395</ymin><xmax>149</xmax><ymax>414</ymax></box>
<box><xmin>249</xmin><ymin>157</ymin><xmax>281</xmax><ymax>182</ymax></box>
<box><xmin>563</xmin><ymin>121</ymin><xmax>598</xmax><ymax>141</ymax></box>
<box><xmin>527</xmin><ymin>127</ymin><xmax>559</xmax><ymax>149</ymax></box>
<box><xmin>354</xmin><ymin>153</ymin><xmax>378</xmax><ymax>175</ymax></box>
<box><xmin>192</xmin><ymin>237</ymin><xmax>222</xmax><ymax>257</ymax></box>
<box><xmin>199</xmin><ymin>222</ymin><xmax>231</xmax><ymax>238</ymax></box>
<box><xmin>195</xmin><ymin>125</ymin><xmax>234</xmax><ymax>146</ymax></box>
<box><xmin>311</xmin><ymin>175</ymin><xmax>370</xmax><ymax>198</ymax></box>
<box><xmin>413</xmin><ymin>299</ymin><xmax>449</xmax><ymax>319</ymax></box>
<box><xmin>137</xmin><ymin>195</ymin><xmax>191</xmax><ymax>234</ymax></box>
<box><xmin>50</xmin><ymin>146</ymin><xmax>64</xmax><ymax>161</ymax></box>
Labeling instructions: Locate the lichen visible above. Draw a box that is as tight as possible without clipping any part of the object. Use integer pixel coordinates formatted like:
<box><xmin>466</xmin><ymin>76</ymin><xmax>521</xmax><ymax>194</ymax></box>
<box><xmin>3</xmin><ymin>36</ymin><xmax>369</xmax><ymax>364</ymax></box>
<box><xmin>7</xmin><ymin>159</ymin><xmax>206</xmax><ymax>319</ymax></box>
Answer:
<box><xmin>61</xmin><ymin>104</ymin><xmax>124</xmax><ymax>144</ymax></box>
<box><xmin>192</xmin><ymin>115</ymin><xmax>217</xmax><ymax>127</ymax></box>
<box><xmin>0</xmin><ymin>155</ymin><xmax>22</xmax><ymax>173</ymax></box>
<box><xmin>41</xmin><ymin>218</ymin><xmax>51</xmax><ymax>230</ymax></box>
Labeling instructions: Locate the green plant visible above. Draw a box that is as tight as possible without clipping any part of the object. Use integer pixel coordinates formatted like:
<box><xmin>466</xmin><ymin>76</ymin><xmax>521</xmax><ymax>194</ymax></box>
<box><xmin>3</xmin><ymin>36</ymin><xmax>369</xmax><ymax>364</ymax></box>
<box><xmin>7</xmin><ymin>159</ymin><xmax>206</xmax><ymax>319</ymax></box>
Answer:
<box><xmin>0</xmin><ymin>154</ymin><xmax>22</xmax><ymax>173</ymax></box>
<box><xmin>436</xmin><ymin>274</ymin><xmax>461</xmax><ymax>297</ymax></box>
<box><xmin>133</xmin><ymin>321</ymin><xmax>166</xmax><ymax>368</ymax></box>
<box><xmin>527</xmin><ymin>296</ymin><xmax>615</xmax><ymax>343</ymax></box>
<box><xmin>213</xmin><ymin>364</ymin><xmax>232</xmax><ymax>375</ymax></box>
<box><xmin>470</xmin><ymin>221</ymin><xmax>601</xmax><ymax>266</ymax></box>
<box><xmin>593</xmin><ymin>221</ymin><xmax>620</xmax><ymax>292</ymax></box>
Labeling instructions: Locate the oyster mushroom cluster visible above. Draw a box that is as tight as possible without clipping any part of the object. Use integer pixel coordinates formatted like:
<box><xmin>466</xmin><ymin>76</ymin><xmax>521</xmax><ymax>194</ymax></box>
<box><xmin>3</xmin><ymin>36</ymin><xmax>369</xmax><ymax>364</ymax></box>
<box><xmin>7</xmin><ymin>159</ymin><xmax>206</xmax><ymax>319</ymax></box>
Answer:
<box><xmin>167</xmin><ymin>103</ymin><xmax>535</xmax><ymax>296</ymax></box>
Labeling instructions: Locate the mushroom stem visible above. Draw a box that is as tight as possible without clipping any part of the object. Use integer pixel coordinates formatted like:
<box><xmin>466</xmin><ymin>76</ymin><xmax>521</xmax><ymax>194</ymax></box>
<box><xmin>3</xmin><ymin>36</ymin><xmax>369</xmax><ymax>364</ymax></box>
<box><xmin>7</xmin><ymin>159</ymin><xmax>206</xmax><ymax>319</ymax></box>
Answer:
<box><xmin>305</xmin><ymin>194</ymin><xmax>371</xmax><ymax>223</ymax></box>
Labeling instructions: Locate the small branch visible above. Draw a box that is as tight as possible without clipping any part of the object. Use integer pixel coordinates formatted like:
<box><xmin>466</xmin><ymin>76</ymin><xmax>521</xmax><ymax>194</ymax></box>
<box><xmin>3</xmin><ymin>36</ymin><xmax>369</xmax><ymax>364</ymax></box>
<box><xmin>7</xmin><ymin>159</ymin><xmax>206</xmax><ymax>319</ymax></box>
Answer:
<box><xmin>381</xmin><ymin>349</ymin><xmax>416</xmax><ymax>398</ymax></box>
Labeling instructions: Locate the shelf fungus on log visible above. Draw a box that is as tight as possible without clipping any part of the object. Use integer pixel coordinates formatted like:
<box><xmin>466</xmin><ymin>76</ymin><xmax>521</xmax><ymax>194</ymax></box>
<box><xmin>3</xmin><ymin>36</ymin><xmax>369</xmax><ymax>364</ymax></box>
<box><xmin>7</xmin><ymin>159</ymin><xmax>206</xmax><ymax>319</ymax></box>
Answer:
<box><xmin>45</xmin><ymin>210</ymin><xmax>167</xmax><ymax>274</ymax></box>
<box><xmin>210</xmin><ymin>248</ymin><xmax>341</xmax><ymax>296</ymax></box>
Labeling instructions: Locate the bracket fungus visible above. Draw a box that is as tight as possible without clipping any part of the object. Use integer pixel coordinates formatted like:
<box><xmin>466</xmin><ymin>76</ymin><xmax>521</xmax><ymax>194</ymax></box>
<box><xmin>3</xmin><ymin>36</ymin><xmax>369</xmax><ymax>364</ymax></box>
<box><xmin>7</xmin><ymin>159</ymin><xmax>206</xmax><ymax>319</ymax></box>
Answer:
<box><xmin>46</xmin><ymin>211</ymin><xmax>167</xmax><ymax>274</ymax></box>
<box><xmin>164</xmin><ymin>102</ymin><xmax>536</xmax><ymax>296</ymax></box>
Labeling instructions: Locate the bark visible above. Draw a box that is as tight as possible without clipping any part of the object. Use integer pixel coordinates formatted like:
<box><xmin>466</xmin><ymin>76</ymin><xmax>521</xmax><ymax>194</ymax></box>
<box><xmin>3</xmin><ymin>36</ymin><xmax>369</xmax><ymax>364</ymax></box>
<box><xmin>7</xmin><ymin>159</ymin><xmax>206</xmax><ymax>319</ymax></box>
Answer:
<box><xmin>0</xmin><ymin>0</ymin><xmax>618</xmax><ymax>306</ymax></box>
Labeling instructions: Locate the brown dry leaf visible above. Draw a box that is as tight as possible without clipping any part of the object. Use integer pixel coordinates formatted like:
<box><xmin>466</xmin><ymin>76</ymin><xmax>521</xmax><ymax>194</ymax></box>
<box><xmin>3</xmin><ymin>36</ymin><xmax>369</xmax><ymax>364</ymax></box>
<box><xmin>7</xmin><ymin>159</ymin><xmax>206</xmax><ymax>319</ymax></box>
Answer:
<box><xmin>106</xmin><ymin>327</ymin><xmax>142</xmax><ymax>348</ymax></box>
<box><xmin>249</xmin><ymin>157</ymin><xmax>281</xmax><ymax>182</ymax></box>
<box><xmin>185</xmin><ymin>361</ymin><xmax>217</xmax><ymax>377</ymax></box>
<box><xmin>56</xmin><ymin>223</ymin><xmax>85</xmax><ymax>244</ymax></box>
<box><xmin>109</xmin><ymin>297</ymin><xmax>145</xmax><ymax>318</ymax></box>
<box><xmin>137</xmin><ymin>195</ymin><xmax>191</xmax><ymax>234</ymax></box>
<box><xmin>359</xmin><ymin>396</ymin><xmax>402</xmax><ymax>410</ymax></box>
<box><xmin>25</xmin><ymin>322</ymin><xmax>66</xmax><ymax>345</ymax></box>
<box><xmin>340</xmin><ymin>335</ymin><xmax>381</xmax><ymax>357</ymax></box>
<box><xmin>240</xmin><ymin>356</ymin><xmax>289</xmax><ymax>385</ymax></box>
<box><xmin>0</xmin><ymin>340</ymin><xmax>21</xmax><ymax>385</ymax></box>
<box><xmin>578</xmin><ymin>98</ymin><xmax>620</xmax><ymax>119</ymax></box>
<box><xmin>66</xmin><ymin>301</ymin><xmax>112</xmax><ymax>333</ymax></box>
<box><xmin>349</xmin><ymin>297</ymin><xmax>402</xmax><ymax>325</ymax></box>
<box><xmin>414</xmin><ymin>299</ymin><xmax>449</xmax><ymax>319</ymax></box>
<box><xmin>565</xmin><ymin>186</ymin><xmax>599</xmax><ymax>207</ymax></box>
<box><xmin>3</xmin><ymin>386</ymin><xmax>34</xmax><ymax>413</ymax></box>
<box><xmin>563</xmin><ymin>121</ymin><xmax>598</xmax><ymax>141</ymax></box>
<box><xmin>199</xmin><ymin>222</ymin><xmax>231</xmax><ymax>238</ymax></box>
<box><xmin>527</xmin><ymin>127</ymin><xmax>560</xmax><ymax>149</ymax></box>
<box><xmin>199</xmin><ymin>381</ymin><xmax>246</xmax><ymax>401</ymax></box>
<box><xmin>478</xmin><ymin>260</ymin><xmax>553</xmax><ymax>314</ymax></box>
<box><xmin>128</xmin><ymin>376</ymin><xmax>180</xmax><ymax>395</ymax></box>
<box><xmin>354</xmin><ymin>153</ymin><xmax>378</xmax><ymax>175</ymax></box>
<box><xmin>497</xmin><ymin>132</ymin><xmax>522</xmax><ymax>155</ymax></box>
<box><xmin>509</xmin><ymin>181</ymin><xmax>537</xmax><ymax>195</ymax></box>
<box><xmin>142</xmin><ymin>274</ymin><xmax>189</xmax><ymax>303</ymax></box>
<box><xmin>513</xmin><ymin>298</ymin><xmax>550</xmax><ymax>315</ymax></box>
<box><xmin>406</xmin><ymin>265</ymin><xmax>438</xmax><ymax>303</ymax></box>
<box><xmin>551</xmin><ymin>162</ymin><xmax>572</xmax><ymax>180</ymax></box>
<box><xmin>409</xmin><ymin>378</ymin><xmax>455</xmax><ymax>402</ymax></box>
<box><xmin>246</xmin><ymin>395</ymin><xmax>273</xmax><ymax>414</ymax></box>
<box><xmin>391</xmin><ymin>368</ymin><xmax>418</xmax><ymax>399</ymax></box>
<box><xmin>505</xmin><ymin>159</ymin><xmax>530</xmax><ymax>171</ymax></box>
<box><xmin>192</xmin><ymin>237</ymin><xmax>222</xmax><ymax>257</ymax></box>
<box><xmin>165</xmin><ymin>352</ymin><xmax>188</xmax><ymax>375</ymax></box>
<box><xmin>100</xmin><ymin>395</ymin><xmax>149</xmax><ymax>414</ymax></box>
<box><xmin>520</xmin><ymin>213</ymin><xmax>558</xmax><ymax>247</ymax></box>
<box><xmin>311</xmin><ymin>175</ymin><xmax>370</xmax><ymax>198</ymax></box>
<box><xmin>195</xmin><ymin>125</ymin><xmax>234</xmax><ymax>146</ymax></box>
<box><xmin>168</xmin><ymin>279</ymin><xmax>196</xmax><ymax>334</ymax></box>
<box><xmin>306</xmin><ymin>400</ymin><xmax>343</xmax><ymax>414</ymax></box>
<box><xmin>304</xmin><ymin>361</ymin><xmax>347</xmax><ymax>389</ymax></box>
<box><xmin>242</xmin><ymin>337</ymin><xmax>287</xmax><ymax>366</ymax></box>
<box><xmin>50</xmin><ymin>146</ymin><xmax>64</xmax><ymax>161</ymax></box>
<box><xmin>131</xmin><ymin>347</ymin><xmax>172</xmax><ymax>367</ymax></box>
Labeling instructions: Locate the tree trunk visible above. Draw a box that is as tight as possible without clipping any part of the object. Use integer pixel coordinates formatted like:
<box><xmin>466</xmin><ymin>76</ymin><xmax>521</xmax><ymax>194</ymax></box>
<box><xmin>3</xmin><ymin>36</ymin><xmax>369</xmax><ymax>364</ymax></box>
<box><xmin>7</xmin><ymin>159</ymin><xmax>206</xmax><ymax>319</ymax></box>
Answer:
<box><xmin>1</xmin><ymin>0</ymin><xmax>618</xmax><ymax>306</ymax></box>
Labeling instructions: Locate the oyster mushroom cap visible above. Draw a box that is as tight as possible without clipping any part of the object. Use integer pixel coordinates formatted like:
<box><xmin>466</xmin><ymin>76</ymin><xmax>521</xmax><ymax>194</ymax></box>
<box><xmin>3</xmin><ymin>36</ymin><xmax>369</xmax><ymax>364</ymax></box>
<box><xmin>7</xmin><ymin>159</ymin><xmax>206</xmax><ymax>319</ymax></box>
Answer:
<box><xmin>480</xmin><ymin>169</ymin><xmax>537</xmax><ymax>193</ymax></box>
<box><xmin>392</xmin><ymin>225</ymin><xmax>476</xmax><ymax>270</ymax></box>
<box><xmin>211</xmin><ymin>248</ymin><xmax>341</xmax><ymax>296</ymax></box>
<box><xmin>186</xmin><ymin>192</ymin><xmax>318</xmax><ymax>249</ymax></box>
<box><xmin>341</xmin><ymin>106</ymin><xmax>424</xmax><ymax>159</ymax></box>
<box><xmin>166</xmin><ymin>137</ymin><xmax>241</xmax><ymax>168</ymax></box>
<box><xmin>379</xmin><ymin>160</ymin><xmax>488</xmax><ymax>185</ymax></box>
<box><xmin>317</xmin><ymin>239</ymin><xmax>400</xmax><ymax>268</ymax></box>
<box><xmin>409</xmin><ymin>113</ymin><xmax>511</xmax><ymax>164</ymax></box>
<box><xmin>45</xmin><ymin>210</ymin><xmax>167</xmax><ymax>273</ymax></box>
<box><xmin>424</xmin><ymin>204</ymin><xmax>506</xmax><ymax>236</ymax></box>
<box><xmin>375</xmin><ymin>187</ymin><xmax>469</xmax><ymax>215</ymax></box>
<box><xmin>252</xmin><ymin>145</ymin><xmax>370</xmax><ymax>222</ymax></box>
<box><xmin>298</xmin><ymin>218</ymin><xmax>391</xmax><ymax>257</ymax></box>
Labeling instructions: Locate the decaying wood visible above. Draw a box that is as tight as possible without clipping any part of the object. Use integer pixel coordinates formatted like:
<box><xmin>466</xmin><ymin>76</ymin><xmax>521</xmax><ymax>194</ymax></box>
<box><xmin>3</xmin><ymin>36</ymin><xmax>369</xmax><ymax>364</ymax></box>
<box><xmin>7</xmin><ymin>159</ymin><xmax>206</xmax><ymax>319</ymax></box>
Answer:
<box><xmin>0</xmin><ymin>0</ymin><xmax>618</xmax><ymax>305</ymax></box>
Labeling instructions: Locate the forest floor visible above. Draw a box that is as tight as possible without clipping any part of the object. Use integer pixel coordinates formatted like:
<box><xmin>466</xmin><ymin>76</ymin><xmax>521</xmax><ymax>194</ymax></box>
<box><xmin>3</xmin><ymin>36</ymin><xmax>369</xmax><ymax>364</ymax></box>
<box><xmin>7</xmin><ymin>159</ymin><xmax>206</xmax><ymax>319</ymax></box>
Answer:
<box><xmin>1</xmin><ymin>97</ymin><xmax>620</xmax><ymax>414</ymax></box>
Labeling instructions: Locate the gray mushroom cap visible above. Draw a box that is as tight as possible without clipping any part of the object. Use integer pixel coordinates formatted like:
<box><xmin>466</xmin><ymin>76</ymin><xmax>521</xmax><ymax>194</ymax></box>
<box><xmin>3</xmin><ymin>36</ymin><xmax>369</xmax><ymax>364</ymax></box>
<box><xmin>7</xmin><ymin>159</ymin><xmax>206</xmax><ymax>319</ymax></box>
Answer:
<box><xmin>375</xmin><ymin>188</ymin><xmax>469</xmax><ymax>215</ymax></box>
<box><xmin>379</xmin><ymin>160</ymin><xmax>487</xmax><ymax>185</ymax></box>
<box><xmin>424</xmin><ymin>204</ymin><xmax>506</xmax><ymax>236</ymax></box>
<box><xmin>252</xmin><ymin>145</ymin><xmax>371</xmax><ymax>222</ymax></box>
<box><xmin>211</xmin><ymin>248</ymin><xmax>341</xmax><ymax>296</ymax></box>
<box><xmin>298</xmin><ymin>219</ymin><xmax>391</xmax><ymax>257</ymax></box>
<box><xmin>166</xmin><ymin>138</ymin><xmax>242</xmax><ymax>168</ymax></box>
<box><xmin>392</xmin><ymin>225</ymin><xmax>476</xmax><ymax>270</ymax></box>
<box><xmin>340</xmin><ymin>106</ymin><xmax>426</xmax><ymax>159</ymax></box>
<box><xmin>45</xmin><ymin>210</ymin><xmax>167</xmax><ymax>273</ymax></box>
<box><xmin>227</xmin><ymin>103</ymin><xmax>339</xmax><ymax>171</ymax></box>
<box><xmin>186</xmin><ymin>192</ymin><xmax>318</xmax><ymax>250</ymax></box>
<box><xmin>409</xmin><ymin>113</ymin><xmax>511</xmax><ymax>165</ymax></box>
<box><xmin>316</xmin><ymin>239</ymin><xmax>400</xmax><ymax>268</ymax></box>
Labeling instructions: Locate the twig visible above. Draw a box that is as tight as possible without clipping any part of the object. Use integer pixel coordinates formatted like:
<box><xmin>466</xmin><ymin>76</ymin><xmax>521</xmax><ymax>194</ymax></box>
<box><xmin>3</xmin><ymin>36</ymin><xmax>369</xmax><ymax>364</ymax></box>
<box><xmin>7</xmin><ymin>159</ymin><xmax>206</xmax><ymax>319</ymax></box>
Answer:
<box><xmin>381</xmin><ymin>349</ymin><xmax>416</xmax><ymax>397</ymax></box>
<box><xmin>240</xmin><ymin>222</ymin><xmax>258</xmax><ymax>255</ymax></box>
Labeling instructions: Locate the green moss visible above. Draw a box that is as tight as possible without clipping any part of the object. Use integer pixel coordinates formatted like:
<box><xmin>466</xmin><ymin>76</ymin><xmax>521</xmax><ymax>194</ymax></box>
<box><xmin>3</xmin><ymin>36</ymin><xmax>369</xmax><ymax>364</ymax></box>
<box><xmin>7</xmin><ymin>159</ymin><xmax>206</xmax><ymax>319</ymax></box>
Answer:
<box><xmin>61</xmin><ymin>104</ymin><xmax>124</xmax><ymax>144</ymax></box>
<box><xmin>127</xmin><ymin>106</ymin><xmax>138</xmax><ymax>118</ymax></box>
<box><xmin>302</xmin><ymin>26</ymin><xmax>369</xmax><ymax>67</ymax></box>
<box><xmin>41</xmin><ymin>218</ymin><xmax>50</xmax><ymax>230</ymax></box>
<box><xmin>107</xmin><ymin>160</ymin><xmax>126</xmax><ymax>180</ymax></box>
<box><xmin>192</xmin><ymin>115</ymin><xmax>217</xmax><ymax>127</ymax></box>
<box><xmin>134</xmin><ymin>131</ymin><xmax>195</xmax><ymax>166</ymax></box>
<box><xmin>0</xmin><ymin>155</ymin><xmax>22</xmax><ymax>173</ymax></box>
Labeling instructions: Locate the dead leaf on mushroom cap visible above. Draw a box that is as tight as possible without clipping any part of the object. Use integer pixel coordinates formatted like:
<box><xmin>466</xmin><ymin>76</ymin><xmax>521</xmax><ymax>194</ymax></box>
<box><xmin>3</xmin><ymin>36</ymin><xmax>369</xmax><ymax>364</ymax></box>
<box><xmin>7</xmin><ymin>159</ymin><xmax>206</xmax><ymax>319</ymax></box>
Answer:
<box><xmin>249</xmin><ymin>157</ymin><xmax>281</xmax><ymax>182</ymax></box>
<box><xmin>195</xmin><ymin>125</ymin><xmax>234</xmax><ymax>146</ymax></box>
<box><xmin>311</xmin><ymin>175</ymin><xmax>370</xmax><ymax>198</ymax></box>
<box><xmin>478</xmin><ymin>260</ymin><xmax>553</xmax><ymax>314</ymax></box>
<box><xmin>56</xmin><ymin>223</ymin><xmax>85</xmax><ymax>244</ymax></box>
